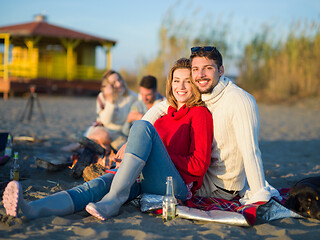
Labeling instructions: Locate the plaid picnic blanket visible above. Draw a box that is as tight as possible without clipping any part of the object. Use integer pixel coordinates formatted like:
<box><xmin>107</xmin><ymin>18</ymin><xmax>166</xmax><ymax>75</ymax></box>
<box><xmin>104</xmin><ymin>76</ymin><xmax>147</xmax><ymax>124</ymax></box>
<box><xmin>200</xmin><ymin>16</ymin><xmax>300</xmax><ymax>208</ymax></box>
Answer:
<box><xmin>146</xmin><ymin>188</ymin><xmax>291</xmax><ymax>225</ymax></box>
<box><xmin>181</xmin><ymin>188</ymin><xmax>290</xmax><ymax>225</ymax></box>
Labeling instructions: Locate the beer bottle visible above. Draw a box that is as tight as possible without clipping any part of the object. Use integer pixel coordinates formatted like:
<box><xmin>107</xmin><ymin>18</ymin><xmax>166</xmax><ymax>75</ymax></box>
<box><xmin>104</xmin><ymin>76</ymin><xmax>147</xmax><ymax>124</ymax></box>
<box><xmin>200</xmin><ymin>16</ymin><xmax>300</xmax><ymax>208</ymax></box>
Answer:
<box><xmin>162</xmin><ymin>176</ymin><xmax>177</xmax><ymax>222</ymax></box>
<box><xmin>4</xmin><ymin>134</ymin><xmax>12</xmax><ymax>158</ymax></box>
<box><xmin>10</xmin><ymin>152</ymin><xmax>20</xmax><ymax>181</ymax></box>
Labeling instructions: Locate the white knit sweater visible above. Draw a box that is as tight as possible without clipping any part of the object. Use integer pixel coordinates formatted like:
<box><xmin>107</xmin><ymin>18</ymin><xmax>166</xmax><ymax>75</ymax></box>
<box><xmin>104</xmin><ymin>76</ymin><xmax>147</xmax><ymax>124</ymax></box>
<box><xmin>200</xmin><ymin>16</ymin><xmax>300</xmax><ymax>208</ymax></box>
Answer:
<box><xmin>97</xmin><ymin>90</ymin><xmax>138</xmax><ymax>131</ymax></box>
<box><xmin>142</xmin><ymin>76</ymin><xmax>280</xmax><ymax>204</ymax></box>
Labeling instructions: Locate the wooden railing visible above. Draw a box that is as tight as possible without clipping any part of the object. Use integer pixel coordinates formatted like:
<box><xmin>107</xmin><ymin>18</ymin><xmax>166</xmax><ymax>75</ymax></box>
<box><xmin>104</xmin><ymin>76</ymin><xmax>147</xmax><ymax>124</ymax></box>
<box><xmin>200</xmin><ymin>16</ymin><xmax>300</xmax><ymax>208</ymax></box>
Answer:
<box><xmin>1</xmin><ymin>63</ymin><xmax>106</xmax><ymax>81</ymax></box>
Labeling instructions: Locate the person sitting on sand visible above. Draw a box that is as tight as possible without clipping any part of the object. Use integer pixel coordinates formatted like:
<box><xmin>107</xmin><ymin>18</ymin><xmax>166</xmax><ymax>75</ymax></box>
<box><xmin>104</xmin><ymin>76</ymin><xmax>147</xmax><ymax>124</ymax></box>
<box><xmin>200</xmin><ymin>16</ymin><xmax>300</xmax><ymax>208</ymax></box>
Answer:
<box><xmin>122</xmin><ymin>75</ymin><xmax>164</xmax><ymax>136</ymax></box>
<box><xmin>3</xmin><ymin>58</ymin><xmax>213</xmax><ymax>220</ymax></box>
<box><xmin>62</xmin><ymin>70</ymin><xmax>137</xmax><ymax>154</ymax></box>
<box><xmin>116</xmin><ymin>46</ymin><xmax>281</xmax><ymax>205</ymax></box>
<box><xmin>86</xmin><ymin>70</ymin><xmax>138</xmax><ymax>151</ymax></box>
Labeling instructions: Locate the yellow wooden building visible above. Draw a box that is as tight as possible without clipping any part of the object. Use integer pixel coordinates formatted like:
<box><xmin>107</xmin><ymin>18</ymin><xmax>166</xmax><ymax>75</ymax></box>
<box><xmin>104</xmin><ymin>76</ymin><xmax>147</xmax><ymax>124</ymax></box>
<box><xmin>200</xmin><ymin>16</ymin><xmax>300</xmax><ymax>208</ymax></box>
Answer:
<box><xmin>0</xmin><ymin>15</ymin><xmax>116</xmax><ymax>98</ymax></box>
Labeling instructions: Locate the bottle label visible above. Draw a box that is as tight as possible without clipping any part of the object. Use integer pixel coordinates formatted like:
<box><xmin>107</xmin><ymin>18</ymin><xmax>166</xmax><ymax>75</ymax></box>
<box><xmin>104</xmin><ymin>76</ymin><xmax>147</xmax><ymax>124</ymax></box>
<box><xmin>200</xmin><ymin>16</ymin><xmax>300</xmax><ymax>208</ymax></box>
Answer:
<box><xmin>4</xmin><ymin>147</ymin><xmax>12</xmax><ymax>157</ymax></box>
<box><xmin>162</xmin><ymin>200</ymin><xmax>176</xmax><ymax>222</ymax></box>
<box><xmin>13</xmin><ymin>170</ymin><xmax>19</xmax><ymax>181</ymax></box>
<box><xmin>10</xmin><ymin>169</ymin><xmax>19</xmax><ymax>181</ymax></box>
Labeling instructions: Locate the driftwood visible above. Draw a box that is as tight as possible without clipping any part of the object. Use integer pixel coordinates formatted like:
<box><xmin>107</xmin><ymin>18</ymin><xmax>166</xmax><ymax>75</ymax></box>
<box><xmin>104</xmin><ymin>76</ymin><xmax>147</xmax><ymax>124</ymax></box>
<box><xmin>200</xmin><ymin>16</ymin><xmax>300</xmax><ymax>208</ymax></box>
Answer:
<box><xmin>78</xmin><ymin>136</ymin><xmax>105</xmax><ymax>156</ymax></box>
<box><xmin>35</xmin><ymin>153</ymin><xmax>72</xmax><ymax>171</ymax></box>
<box><xmin>83</xmin><ymin>163</ymin><xmax>107</xmax><ymax>182</ymax></box>
<box><xmin>71</xmin><ymin>148</ymin><xmax>96</xmax><ymax>179</ymax></box>
<box><xmin>70</xmin><ymin>137</ymin><xmax>108</xmax><ymax>179</ymax></box>
<box><xmin>82</xmin><ymin>149</ymin><xmax>118</xmax><ymax>181</ymax></box>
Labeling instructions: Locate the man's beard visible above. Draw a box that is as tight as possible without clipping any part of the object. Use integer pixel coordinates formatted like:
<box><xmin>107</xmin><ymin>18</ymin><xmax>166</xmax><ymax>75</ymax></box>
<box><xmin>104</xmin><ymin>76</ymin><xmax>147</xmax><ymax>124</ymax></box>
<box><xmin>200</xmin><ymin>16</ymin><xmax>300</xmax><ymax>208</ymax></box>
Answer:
<box><xmin>197</xmin><ymin>79</ymin><xmax>215</xmax><ymax>94</ymax></box>
<box><xmin>199</xmin><ymin>85</ymin><xmax>214</xmax><ymax>94</ymax></box>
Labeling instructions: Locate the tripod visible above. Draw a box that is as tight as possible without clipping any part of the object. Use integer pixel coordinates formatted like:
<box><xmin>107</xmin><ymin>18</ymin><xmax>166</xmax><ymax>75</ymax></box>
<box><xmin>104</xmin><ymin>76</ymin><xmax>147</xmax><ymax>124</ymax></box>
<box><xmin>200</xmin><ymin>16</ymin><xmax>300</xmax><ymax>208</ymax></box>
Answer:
<box><xmin>20</xmin><ymin>85</ymin><xmax>46</xmax><ymax>122</ymax></box>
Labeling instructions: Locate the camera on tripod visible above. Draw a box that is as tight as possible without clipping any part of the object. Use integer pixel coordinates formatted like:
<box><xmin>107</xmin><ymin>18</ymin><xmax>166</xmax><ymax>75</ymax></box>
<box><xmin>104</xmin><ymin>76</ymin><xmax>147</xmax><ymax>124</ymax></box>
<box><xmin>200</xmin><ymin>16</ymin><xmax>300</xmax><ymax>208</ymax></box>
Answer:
<box><xmin>20</xmin><ymin>85</ymin><xmax>46</xmax><ymax>122</ymax></box>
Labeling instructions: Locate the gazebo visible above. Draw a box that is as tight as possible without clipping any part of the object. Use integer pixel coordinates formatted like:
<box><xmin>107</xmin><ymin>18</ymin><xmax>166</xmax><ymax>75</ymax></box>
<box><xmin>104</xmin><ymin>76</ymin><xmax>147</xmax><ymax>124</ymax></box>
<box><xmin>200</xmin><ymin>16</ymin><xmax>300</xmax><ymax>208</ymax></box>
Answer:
<box><xmin>0</xmin><ymin>14</ymin><xmax>117</xmax><ymax>98</ymax></box>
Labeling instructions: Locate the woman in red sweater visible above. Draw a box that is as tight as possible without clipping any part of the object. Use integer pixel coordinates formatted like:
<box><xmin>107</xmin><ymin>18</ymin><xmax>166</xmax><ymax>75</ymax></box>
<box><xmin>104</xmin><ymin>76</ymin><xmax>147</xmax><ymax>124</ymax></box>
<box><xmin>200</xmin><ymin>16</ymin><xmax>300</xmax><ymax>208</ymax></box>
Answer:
<box><xmin>85</xmin><ymin>58</ymin><xmax>213</xmax><ymax>220</ymax></box>
<box><xmin>3</xmin><ymin>58</ymin><xmax>213</xmax><ymax>221</ymax></box>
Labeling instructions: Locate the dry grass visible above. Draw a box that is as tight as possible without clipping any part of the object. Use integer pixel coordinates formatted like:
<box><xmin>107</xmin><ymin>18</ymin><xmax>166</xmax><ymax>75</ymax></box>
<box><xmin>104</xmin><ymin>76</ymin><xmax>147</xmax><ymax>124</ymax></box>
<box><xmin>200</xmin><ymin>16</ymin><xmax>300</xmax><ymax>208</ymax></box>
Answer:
<box><xmin>238</xmin><ymin>20</ymin><xmax>320</xmax><ymax>102</ymax></box>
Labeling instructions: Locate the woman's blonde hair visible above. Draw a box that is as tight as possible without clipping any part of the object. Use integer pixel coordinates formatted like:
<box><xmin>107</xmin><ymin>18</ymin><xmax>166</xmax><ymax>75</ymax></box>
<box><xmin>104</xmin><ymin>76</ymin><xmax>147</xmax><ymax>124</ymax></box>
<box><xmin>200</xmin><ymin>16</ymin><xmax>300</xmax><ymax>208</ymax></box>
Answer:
<box><xmin>101</xmin><ymin>70</ymin><xmax>129</xmax><ymax>96</ymax></box>
<box><xmin>166</xmin><ymin>58</ymin><xmax>203</xmax><ymax>109</ymax></box>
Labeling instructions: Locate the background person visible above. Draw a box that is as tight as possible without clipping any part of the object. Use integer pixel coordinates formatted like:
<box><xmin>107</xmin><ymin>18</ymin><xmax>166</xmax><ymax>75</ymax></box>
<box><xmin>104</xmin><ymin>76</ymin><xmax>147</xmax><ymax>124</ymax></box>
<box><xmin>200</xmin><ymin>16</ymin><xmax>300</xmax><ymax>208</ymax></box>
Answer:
<box><xmin>122</xmin><ymin>75</ymin><xmax>164</xmax><ymax>136</ymax></box>
<box><xmin>86</xmin><ymin>70</ymin><xmax>138</xmax><ymax>151</ymax></box>
<box><xmin>62</xmin><ymin>70</ymin><xmax>138</xmax><ymax>154</ymax></box>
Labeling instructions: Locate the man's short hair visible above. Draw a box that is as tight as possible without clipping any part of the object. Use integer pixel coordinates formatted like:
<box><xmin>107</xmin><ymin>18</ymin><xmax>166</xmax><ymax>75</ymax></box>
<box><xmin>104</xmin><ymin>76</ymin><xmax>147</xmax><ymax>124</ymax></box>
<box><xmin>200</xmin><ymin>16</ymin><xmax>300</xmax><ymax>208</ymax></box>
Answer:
<box><xmin>139</xmin><ymin>75</ymin><xmax>157</xmax><ymax>90</ymax></box>
<box><xmin>190</xmin><ymin>46</ymin><xmax>223</xmax><ymax>68</ymax></box>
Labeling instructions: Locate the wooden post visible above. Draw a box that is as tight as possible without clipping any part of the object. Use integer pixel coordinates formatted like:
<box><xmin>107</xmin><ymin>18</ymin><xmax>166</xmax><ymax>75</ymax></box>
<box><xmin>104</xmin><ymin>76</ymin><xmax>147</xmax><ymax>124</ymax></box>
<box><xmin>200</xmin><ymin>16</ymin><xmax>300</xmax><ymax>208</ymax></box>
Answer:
<box><xmin>0</xmin><ymin>33</ymin><xmax>10</xmax><ymax>99</ymax></box>
<box><xmin>24</xmin><ymin>36</ymin><xmax>41</xmax><ymax>78</ymax></box>
<box><xmin>61</xmin><ymin>38</ymin><xmax>81</xmax><ymax>81</ymax></box>
<box><xmin>103</xmin><ymin>43</ymin><xmax>113</xmax><ymax>70</ymax></box>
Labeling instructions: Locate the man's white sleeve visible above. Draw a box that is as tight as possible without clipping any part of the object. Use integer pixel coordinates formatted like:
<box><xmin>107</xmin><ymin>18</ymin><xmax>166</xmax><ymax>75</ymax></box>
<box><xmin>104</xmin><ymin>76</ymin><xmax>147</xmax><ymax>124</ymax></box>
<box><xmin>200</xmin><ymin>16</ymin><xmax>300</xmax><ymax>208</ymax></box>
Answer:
<box><xmin>142</xmin><ymin>100</ymin><xmax>169</xmax><ymax>125</ymax></box>
<box><xmin>232</xmin><ymin>92</ymin><xmax>280</xmax><ymax>204</ymax></box>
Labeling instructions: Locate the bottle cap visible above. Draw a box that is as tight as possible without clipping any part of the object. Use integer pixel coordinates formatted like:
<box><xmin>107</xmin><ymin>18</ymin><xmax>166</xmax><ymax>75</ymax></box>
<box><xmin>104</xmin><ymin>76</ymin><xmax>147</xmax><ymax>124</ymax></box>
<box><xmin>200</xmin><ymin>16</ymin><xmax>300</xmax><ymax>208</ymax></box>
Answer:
<box><xmin>14</xmin><ymin>152</ymin><xmax>18</xmax><ymax>158</ymax></box>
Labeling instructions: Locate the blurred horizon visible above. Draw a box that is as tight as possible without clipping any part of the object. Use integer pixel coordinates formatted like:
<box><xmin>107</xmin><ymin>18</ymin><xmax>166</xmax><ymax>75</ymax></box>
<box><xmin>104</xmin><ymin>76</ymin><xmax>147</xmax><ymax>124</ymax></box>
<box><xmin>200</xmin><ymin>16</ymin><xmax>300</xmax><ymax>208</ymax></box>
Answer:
<box><xmin>1</xmin><ymin>0</ymin><xmax>319</xmax><ymax>75</ymax></box>
<box><xmin>1</xmin><ymin>0</ymin><xmax>320</xmax><ymax>102</ymax></box>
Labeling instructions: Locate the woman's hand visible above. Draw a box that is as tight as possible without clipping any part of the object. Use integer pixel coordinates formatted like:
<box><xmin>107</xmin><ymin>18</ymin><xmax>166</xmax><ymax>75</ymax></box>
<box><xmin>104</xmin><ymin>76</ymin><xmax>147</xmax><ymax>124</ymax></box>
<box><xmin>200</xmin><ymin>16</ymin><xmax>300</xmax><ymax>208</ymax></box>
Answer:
<box><xmin>102</xmin><ymin>83</ymin><xmax>114</xmax><ymax>103</ymax></box>
<box><xmin>108</xmin><ymin>142</ymin><xmax>127</xmax><ymax>169</ymax></box>
<box><xmin>115</xmin><ymin>143</ymin><xmax>126</xmax><ymax>160</ymax></box>
<box><xmin>114</xmin><ymin>158</ymin><xmax>122</xmax><ymax>169</ymax></box>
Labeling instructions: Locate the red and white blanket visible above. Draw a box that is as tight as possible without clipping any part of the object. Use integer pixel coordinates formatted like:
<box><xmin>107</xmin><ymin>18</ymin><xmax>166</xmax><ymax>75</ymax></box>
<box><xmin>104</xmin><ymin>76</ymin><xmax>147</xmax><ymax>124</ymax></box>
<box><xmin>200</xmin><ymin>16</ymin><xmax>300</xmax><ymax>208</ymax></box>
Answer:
<box><xmin>143</xmin><ymin>188</ymin><xmax>303</xmax><ymax>226</ymax></box>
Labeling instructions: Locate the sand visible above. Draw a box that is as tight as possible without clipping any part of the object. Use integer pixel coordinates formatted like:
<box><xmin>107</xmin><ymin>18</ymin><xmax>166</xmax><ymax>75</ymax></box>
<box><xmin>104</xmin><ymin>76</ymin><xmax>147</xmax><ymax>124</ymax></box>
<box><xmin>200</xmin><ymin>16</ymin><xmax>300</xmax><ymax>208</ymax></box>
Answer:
<box><xmin>0</xmin><ymin>96</ymin><xmax>320</xmax><ymax>239</ymax></box>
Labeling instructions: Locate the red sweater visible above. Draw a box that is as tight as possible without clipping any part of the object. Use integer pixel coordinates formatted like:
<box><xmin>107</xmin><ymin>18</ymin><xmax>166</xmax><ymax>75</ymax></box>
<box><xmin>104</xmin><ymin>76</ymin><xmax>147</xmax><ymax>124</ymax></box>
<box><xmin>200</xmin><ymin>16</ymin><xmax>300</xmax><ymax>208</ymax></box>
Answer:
<box><xmin>154</xmin><ymin>105</ymin><xmax>213</xmax><ymax>194</ymax></box>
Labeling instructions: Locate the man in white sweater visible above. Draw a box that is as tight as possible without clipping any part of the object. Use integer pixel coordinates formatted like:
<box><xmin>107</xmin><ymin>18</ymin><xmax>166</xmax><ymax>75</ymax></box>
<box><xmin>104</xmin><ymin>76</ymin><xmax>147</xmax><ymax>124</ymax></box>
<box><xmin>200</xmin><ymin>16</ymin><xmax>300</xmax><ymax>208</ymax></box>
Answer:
<box><xmin>140</xmin><ymin>46</ymin><xmax>280</xmax><ymax>205</ymax></box>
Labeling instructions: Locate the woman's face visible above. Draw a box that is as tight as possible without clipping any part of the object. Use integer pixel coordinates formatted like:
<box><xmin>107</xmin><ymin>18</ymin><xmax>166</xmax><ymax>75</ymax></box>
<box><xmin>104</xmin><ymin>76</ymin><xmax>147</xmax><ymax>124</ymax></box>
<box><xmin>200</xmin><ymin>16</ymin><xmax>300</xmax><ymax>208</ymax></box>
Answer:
<box><xmin>171</xmin><ymin>68</ymin><xmax>192</xmax><ymax>109</ymax></box>
<box><xmin>107</xmin><ymin>73</ymin><xmax>124</xmax><ymax>94</ymax></box>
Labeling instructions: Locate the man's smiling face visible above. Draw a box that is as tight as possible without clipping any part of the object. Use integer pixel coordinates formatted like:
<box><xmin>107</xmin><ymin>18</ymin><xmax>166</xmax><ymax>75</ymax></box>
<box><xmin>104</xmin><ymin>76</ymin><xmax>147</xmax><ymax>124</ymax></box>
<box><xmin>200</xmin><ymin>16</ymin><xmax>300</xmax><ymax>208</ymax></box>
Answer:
<box><xmin>191</xmin><ymin>57</ymin><xmax>224</xmax><ymax>94</ymax></box>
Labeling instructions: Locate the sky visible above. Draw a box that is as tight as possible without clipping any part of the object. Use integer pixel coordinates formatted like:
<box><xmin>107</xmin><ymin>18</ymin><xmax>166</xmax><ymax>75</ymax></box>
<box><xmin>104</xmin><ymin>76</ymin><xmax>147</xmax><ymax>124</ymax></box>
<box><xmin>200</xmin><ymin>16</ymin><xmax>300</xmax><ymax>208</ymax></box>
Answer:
<box><xmin>0</xmin><ymin>0</ymin><xmax>319</xmax><ymax>75</ymax></box>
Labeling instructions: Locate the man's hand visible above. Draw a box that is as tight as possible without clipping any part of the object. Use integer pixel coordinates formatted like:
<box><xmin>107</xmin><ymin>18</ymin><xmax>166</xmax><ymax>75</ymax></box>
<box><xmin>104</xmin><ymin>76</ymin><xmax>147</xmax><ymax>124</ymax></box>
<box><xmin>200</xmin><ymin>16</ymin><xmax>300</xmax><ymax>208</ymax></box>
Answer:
<box><xmin>126</xmin><ymin>111</ymin><xmax>143</xmax><ymax>123</ymax></box>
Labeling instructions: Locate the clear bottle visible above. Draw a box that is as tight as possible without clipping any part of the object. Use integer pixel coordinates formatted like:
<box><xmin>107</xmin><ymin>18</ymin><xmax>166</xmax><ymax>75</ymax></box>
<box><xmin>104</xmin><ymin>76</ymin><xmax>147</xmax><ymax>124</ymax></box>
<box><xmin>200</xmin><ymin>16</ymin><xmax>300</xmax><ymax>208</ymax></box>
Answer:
<box><xmin>10</xmin><ymin>152</ymin><xmax>20</xmax><ymax>181</ymax></box>
<box><xmin>162</xmin><ymin>176</ymin><xmax>177</xmax><ymax>222</ymax></box>
<box><xmin>4</xmin><ymin>134</ymin><xmax>12</xmax><ymax>158</ymax></box>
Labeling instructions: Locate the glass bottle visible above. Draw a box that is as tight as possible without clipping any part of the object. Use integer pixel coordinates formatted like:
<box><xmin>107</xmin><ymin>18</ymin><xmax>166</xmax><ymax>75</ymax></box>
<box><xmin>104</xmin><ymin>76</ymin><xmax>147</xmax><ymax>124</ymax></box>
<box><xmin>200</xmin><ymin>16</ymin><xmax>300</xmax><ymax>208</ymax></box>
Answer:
<box><xmin>162</xmin><ymin>176</ymin><xmax>177</xmax><ymax>222</ymax></box>
<box><xmin>4</xmin><ymin>134</ymin><xmax>12</xmax><ymax>158</ymax></box>
<box><xmin>10</xmin><ymin>152</ymin><xmax>20</xmax><ymax>181</ymax></box>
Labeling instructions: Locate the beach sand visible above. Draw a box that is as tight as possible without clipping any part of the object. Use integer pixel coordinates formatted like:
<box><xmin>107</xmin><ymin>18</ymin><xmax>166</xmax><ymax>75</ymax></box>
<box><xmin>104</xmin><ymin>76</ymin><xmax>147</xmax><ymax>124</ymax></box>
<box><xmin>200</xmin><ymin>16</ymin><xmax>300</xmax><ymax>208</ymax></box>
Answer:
<box><xmin>0</xmin><ymin>96</ymin><xmax>320</xmax><ymax>239</ymax></box>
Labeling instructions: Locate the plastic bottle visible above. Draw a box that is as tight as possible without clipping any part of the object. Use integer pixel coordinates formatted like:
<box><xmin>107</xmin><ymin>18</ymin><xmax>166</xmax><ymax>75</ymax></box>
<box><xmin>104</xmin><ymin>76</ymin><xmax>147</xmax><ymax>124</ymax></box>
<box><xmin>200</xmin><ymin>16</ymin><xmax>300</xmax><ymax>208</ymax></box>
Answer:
<box><xmin>10</xmin><ymin>152</ymin><xmax>20</xmax><ymax>181</ymax></box>
<box><xmin>162</xmin><ymin>176</ymin><xmax>177</xmax><ymax>222</ymax></box>
<box><xmin>4</xmin><ymin>134</ymin><xmax>12</xmax><ymax>158</ymax></box>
